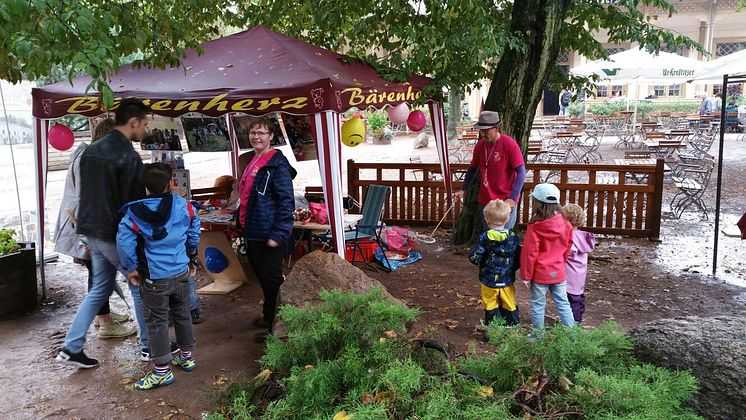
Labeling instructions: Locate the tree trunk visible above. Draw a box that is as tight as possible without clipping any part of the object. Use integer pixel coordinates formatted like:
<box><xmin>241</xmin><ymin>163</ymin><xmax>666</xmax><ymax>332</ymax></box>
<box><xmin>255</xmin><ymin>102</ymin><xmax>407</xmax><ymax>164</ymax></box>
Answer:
<box><xmin>453</xmin><ymin>0</ymin><xmax>570</xmax><ymax>245</ymax></box>
<box><xmin>484</xmin><ymin>0</ymin><xmax>571</xmax><ymax>152</ymax></box>
<box><xmin>452</xmin><ymin>170</ymin><xmax>483</xmax><ymax>244</ymax></box>
<box><xmin>447</xmin><ymin>88</ymin><xmax>462</xmax><ymax>141</ymax></box>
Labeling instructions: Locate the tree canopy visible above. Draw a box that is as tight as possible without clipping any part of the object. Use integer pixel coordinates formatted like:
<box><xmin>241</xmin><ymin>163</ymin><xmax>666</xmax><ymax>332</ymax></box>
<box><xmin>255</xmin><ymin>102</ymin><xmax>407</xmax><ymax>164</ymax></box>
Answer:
<box><xmin>236</xmin><ymin>0</ymin><xmax>703</xmax><ymax>95</ymax></box>
<box><xmin>0</xmin><ymin>0</ymin><xmax>234</xmax><ymax>104</ymax></box>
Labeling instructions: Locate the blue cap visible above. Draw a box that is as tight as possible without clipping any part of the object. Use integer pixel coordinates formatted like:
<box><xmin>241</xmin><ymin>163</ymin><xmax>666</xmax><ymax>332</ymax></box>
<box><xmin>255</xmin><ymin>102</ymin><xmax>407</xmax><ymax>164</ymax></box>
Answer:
<box><xmin>531</xmin><ymin>183</ymin><xmax>561</xmax><ymax>204</ymax></box>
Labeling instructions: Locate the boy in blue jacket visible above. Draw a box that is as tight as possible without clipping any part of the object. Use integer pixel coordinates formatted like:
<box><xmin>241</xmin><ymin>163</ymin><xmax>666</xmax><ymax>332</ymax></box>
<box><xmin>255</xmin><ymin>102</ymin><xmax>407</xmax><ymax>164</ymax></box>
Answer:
<box><xmin>117</xmin><ymin>163</ymin><xmax>201</xmax><ymax>390</ymax></box>
<box><xmin>468</xmin><ymin>199</ymin><xmax>520</xmax><ymax>341</ymax></box>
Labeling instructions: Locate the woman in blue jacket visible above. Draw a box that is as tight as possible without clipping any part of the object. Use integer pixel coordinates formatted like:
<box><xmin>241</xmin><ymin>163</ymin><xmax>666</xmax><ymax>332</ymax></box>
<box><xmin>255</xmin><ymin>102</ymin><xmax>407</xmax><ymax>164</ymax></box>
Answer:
<box><xmin>238</xmin><ymin>117</ymin><xmax>297</xmax><ymax>343</ymax></box>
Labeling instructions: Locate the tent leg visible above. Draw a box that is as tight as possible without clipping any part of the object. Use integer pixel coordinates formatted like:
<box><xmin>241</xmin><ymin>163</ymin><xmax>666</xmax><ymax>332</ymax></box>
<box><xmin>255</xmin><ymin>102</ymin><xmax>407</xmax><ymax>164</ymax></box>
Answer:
<box><xmin>34</xmin><ymin>118</ymin><xmax>47</xmax><ymax>300</ymax></box>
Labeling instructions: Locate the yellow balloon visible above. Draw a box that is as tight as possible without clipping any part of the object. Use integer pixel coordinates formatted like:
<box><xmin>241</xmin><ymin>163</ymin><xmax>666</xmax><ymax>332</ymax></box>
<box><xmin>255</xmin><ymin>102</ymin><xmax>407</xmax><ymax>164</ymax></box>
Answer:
<box><xmin>341</xmin><ymin>117</ymin><xmax>366</xmax><ymax>147</ymax></box>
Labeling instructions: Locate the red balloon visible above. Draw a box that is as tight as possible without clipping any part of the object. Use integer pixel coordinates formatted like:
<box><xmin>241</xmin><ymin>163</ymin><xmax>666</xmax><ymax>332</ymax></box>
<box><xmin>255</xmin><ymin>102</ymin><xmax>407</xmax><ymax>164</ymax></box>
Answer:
<box><xmin>48</xmin><ymin>124</ymin><xmax>75</xmax><ymax>151</ymax></box>
<box><xmin>407</xmin><ymin>110</ymin><xmax>427</xmax><ymax>132</ymax></box>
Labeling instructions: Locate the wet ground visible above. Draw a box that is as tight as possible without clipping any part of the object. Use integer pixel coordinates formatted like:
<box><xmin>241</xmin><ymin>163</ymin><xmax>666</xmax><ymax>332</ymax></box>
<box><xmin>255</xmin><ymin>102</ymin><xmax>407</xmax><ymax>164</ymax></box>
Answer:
<box><xmin>1</xmin><ymin>132</ymin><xmax>744</xmax><ymax>418</ymax></box>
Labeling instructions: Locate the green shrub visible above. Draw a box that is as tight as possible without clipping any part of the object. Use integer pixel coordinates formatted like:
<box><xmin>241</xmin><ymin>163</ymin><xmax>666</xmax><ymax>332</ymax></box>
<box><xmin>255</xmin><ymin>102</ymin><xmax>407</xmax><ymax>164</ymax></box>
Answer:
<box><xmin>0</xmin><ymin>229</ymin><xmax>21</xmax><ymax>256</ymax></box>
<box><xmin>210</xmin><ymin>290</ymin><xmax>701</xmax><ymax>420</ymax></box>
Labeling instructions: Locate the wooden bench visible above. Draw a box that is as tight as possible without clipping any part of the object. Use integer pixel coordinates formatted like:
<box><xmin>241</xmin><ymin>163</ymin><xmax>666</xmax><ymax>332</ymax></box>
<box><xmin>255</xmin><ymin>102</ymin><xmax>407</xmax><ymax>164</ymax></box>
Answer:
<box><xmin>191</xmin><ymin>186</ymin><xmax>232</xmax><ymax>202</ymax></box>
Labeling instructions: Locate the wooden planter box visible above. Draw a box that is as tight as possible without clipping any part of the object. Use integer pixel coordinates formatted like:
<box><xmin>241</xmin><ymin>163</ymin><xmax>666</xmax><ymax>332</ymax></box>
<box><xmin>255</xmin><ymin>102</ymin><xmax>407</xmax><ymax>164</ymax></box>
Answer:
<box><xmin>0</xmin><ymin>242</ymin><xmax>37</xmax><ymax>317</ymax></box>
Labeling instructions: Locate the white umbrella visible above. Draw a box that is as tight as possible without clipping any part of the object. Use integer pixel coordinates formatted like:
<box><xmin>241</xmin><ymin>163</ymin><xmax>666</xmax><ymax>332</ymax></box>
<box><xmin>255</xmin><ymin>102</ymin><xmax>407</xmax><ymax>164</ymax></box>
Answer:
<box><xmin>571</xmin><ymin>48</ymin><xmax>707</xmax><ymax>83</ymax></box>
<box><xmin>689</xmin><ymin>49</ymin><xmax>746</xmax><ymax>82</ymax></box>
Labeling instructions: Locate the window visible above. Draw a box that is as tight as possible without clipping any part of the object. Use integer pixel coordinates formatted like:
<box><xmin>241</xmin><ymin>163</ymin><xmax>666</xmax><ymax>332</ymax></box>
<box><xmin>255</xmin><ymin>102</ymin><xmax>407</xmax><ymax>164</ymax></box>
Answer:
<box><xmin>605</xmin><ymin>47</ymin><xmax>626</xmax><ymax>56</ymax></box>
<box><xmin>716</xmin><ymin>42</ymin><xmax>746</xmax><ymax>58</ymax></box>
<box><xmin>660</xmin><ymin>45</ymin><xmax>686</xmax><ymax>56</ymax></box>
<box><xmin>713</xmin><ymin>84</ymin><xmax>723</xmax><ymax>95</ymax></box>
<box><xmin>653</xmin><ymin>85</ymin><xmax>665</xmax><ymax>97</ymax></box>
<box><xmin>597</xmin><ymin>86</ymin><xmax>608</xmax><ymax>97</ymax></box>
<box><xmin>556</xmin><ymin>50</ymin><xmax>570</xmax><ymax>64</ymax></box>
<box><xmin>611</xmin><ymin>85</ymin><xmax>624</xmax><ymax>96</ymax></box>
<box><xmin>668</xmin><ymin>84</ymin><xmax>681</xmax><ymax>97</ymax></box>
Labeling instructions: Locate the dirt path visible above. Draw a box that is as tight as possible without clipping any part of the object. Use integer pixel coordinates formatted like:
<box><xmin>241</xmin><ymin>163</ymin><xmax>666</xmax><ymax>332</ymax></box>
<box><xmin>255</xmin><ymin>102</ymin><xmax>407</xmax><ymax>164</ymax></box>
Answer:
<box><xmin>2</xmin><ymin>134</ymin><xmax>745</xmax><ymax>419</ymax></box>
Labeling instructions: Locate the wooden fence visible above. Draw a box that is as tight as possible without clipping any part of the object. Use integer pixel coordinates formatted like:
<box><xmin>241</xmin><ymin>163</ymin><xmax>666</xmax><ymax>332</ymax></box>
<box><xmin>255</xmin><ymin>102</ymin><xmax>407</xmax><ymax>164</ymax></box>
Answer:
<box><xmin>347</xmin><ymin>159</ymin><xmax>664</xmax><ymax>239</ymax></box>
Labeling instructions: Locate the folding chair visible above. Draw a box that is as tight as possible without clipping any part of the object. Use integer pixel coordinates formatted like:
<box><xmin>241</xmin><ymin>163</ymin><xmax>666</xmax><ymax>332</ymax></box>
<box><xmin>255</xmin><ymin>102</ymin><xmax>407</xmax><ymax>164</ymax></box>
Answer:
<box><xmin>319</xmin><ymin>184</ymin><xmax>392</xmax><ymax>271</ymax></box>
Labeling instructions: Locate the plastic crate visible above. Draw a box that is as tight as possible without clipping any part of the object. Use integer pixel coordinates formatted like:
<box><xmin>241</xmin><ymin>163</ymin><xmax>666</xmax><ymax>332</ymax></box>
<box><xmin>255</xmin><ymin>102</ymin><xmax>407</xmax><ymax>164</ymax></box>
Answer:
<box><xmin>344</xmin><ymin>239</ymin><xmax>379</xmax><ymax>263</ymax></box>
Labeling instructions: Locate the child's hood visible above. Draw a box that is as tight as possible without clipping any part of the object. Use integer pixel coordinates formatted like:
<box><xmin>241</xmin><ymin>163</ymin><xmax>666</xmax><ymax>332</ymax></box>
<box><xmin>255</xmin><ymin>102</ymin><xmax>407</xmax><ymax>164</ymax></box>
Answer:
<box><xmin>120</xmin><ymin>193</ymin><xmax>182</xmax><ymax>240</ymax></box>
<box><xmin>486</xmin><ymin>228</ymin><xmax>510</xmax><ymax>242</ymax></box>
<box><xmin>530</xmin><ymin>213</ymin><xmax>570</xmax><ymax>239</ymax></box>
<box><xmin>573</xmin><ymin>229</ymin><xmax>596</xmax><ymax>253</ymax></box>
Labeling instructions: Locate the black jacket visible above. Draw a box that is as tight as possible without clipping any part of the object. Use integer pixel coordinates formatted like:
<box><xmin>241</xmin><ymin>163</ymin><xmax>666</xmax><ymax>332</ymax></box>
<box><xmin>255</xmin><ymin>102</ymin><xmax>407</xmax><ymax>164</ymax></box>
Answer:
<box><xmin>77</xmin><ymin>130</ymin><xmax>145</xmax><ymax>241</ymax></box>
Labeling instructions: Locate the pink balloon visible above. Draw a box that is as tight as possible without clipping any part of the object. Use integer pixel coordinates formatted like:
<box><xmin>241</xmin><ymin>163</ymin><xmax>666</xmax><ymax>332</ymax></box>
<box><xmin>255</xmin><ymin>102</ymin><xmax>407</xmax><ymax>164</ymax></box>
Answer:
<box><xmin>48</xmin><ymin>124</ymin><xmax>75</xmax><ymax>151</ymax></box>
<box><xmin>387</xmin><ymin>102</ymin><xmax>409</xmax><ymax>125</ymax></box>
<box><xmin>406</xmin><ymin>110</ymin><xmax>427</xmax><ymax>132</ymax></box>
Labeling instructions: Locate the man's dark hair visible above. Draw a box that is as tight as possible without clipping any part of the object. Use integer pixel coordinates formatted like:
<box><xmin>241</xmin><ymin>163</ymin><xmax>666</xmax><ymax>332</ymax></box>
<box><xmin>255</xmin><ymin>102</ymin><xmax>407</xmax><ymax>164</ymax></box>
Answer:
<box><xmin>115</xmin><ymin>98</ymin><xmax>149</xmax><ymax>126</ymax></box>
<box><xmin>143</xmin><ymin>163</ymin><xmax>173</xmax><ymax>195</ymax></box>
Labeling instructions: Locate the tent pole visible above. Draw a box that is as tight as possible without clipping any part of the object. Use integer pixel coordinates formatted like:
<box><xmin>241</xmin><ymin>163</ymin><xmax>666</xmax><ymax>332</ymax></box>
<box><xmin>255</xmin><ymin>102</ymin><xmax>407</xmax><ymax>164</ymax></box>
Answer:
<box><xmin>0</xmin><ymin>83</ymin><xmax>25</xmax><ymax>241</ymax></box>
<box><xmin>712</xmin><ymin>73</ymin><xmax>728</xmax><ymax>276</ymax></box>
<box><xmin>33</xmin><ymin>118</ymin><xmax>47</xmax><ymax>300</ymax></box>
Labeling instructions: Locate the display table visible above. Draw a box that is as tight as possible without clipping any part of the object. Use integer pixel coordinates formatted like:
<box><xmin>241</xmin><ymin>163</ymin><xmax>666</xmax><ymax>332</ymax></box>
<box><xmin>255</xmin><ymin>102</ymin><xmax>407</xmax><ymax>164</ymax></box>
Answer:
<box><xmin>292</xmin><ymin>214</ymin><xmax>364</xmax><ymax>253</ymax></box>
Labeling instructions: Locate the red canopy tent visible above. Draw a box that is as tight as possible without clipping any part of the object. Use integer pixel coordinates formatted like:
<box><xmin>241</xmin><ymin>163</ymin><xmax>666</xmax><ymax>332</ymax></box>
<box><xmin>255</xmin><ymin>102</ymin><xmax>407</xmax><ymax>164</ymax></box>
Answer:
<box><xmin>31</xmin><ymin>26</ymin><xmax>453</xmax><ymax>293</ymax></box>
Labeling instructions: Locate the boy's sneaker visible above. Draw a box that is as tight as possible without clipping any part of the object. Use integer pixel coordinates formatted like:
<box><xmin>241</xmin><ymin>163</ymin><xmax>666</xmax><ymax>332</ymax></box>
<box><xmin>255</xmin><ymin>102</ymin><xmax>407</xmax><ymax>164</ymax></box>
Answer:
<box><xmin>171</xmin><ymin>356</ymin><xmax>196</xmax><ymax>372</ymax></box>
<box><xmin>134</xmin><ymin>370</ymin><xmax>175</xmax><ymax>390</ymax></box>
<box><xmin>97</xmin><ymin>323</ymin><xmax>136</xmax><ymax>339</ymax></box>
<box><xmin>56</xmin><ymin>348</ymin><xmax>99</xmax><ymax>369</ymax></box>
<box><xmin>140</xmin><ymin>342</ymin><xmax>181</xmax><ymax>362</ymax></box>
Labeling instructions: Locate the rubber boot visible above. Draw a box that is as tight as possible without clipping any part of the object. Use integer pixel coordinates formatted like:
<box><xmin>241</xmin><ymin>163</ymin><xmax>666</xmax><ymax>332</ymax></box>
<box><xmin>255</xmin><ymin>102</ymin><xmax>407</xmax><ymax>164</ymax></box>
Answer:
<box><xmin>499</xmin><ymin>307</ymin><xmax>520</xmax><ymax>326</ymax></box>
<box><xmin>482</xmin><ymin>309</ymin><xmax>503</xmax><ymax>342</ymax></box>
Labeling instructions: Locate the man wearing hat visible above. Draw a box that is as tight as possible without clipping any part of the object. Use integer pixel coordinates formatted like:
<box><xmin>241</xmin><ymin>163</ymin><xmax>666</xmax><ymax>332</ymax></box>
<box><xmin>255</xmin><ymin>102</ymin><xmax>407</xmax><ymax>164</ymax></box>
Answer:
<box><xmin>455</xmin><ymin>111</ymin><xmax>526</xmax><ymax>230</ymax></box>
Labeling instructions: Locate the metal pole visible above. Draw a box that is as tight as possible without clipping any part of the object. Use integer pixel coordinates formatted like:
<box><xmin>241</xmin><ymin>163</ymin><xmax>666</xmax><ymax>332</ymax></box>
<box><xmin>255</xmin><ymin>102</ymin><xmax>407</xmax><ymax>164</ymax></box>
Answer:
<box><xmin>0</xmin><ymin>83</ymin><xmax>26</xmax><ymax>241</ymax></box>
<box><xmin>712</xmin><ymin>73</ymin><xmax>727</xmax><ymax>276</ymax></box>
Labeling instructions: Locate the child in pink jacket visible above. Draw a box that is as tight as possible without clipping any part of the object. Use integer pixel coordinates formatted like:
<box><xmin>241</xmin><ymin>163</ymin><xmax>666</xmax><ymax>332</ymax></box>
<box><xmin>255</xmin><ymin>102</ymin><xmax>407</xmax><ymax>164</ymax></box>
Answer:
<box><xmin>561</xmin><ymin>204</ymin><xmax>596</xmax><ymax>324</ymax></box>
<box><xmin>520</xmin><ymin>183</ymin><xmax>576</xmax><ymax>331</ymax></box>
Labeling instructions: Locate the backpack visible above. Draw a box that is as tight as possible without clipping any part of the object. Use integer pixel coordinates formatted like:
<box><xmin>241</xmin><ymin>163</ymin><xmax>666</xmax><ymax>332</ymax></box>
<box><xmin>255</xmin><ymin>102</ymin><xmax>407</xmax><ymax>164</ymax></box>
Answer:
<box><xmin>561</xmin><ymin>91</ymin><xmax>571</xmax><ymax>106</ymax></box>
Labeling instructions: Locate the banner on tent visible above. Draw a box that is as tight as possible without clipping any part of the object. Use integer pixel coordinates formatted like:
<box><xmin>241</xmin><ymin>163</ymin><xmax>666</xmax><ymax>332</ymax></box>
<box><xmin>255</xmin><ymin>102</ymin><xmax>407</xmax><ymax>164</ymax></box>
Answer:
<box><xmin>33</xmin><ymin>87</ymin><xmax>424</xmax><ymax>119</ymax></box>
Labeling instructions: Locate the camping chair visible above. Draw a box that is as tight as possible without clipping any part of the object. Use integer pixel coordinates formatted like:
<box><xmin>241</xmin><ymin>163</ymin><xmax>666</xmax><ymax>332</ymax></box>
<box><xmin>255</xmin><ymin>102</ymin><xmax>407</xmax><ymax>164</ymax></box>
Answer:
<box><xmin>317</xmin><ymin>184</ymin><xmax>392</xmax><ymax>271</ymax></box>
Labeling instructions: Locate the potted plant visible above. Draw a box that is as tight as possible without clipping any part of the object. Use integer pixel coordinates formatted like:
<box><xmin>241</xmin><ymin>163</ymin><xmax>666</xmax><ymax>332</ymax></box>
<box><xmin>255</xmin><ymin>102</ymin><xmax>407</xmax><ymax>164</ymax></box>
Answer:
<box><xmin>366</xmin><ymin>112</ymin><xmax>393</xmax><ymax>144</ymax></box>
<box><xmin>0</xmin><ymin>229</ymin><xmax>37</xmax><ymax>317</ymax></box>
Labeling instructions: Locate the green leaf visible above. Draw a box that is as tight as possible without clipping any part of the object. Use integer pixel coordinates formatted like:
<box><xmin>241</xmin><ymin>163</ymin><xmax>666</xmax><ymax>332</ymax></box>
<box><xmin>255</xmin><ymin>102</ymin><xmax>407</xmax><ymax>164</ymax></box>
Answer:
<box><xmin>100</xmin><ymin>83</ymin><xmax>114</xmax><ymax>109</ymax></box>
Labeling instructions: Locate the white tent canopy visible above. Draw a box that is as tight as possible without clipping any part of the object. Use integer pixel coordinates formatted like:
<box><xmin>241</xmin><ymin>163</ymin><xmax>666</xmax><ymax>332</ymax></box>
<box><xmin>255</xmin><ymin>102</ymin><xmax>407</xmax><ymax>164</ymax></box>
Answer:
<box><xmin>571</xmin><ymin>49</ymin><xmax>707</xmax><ymax>84</ymax></box>
<box><xmin>689</xmin><ymin>49</ymin><xmax>746</xmax><ymax>82</ymax></box>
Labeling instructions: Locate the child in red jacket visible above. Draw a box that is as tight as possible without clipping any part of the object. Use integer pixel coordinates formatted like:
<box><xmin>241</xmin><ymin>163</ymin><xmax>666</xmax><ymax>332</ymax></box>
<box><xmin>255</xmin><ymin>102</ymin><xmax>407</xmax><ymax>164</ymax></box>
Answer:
<box><xmin>520</xmin><ymin>183</ymin><xmax>576</xmax><ymax>331</ymax></box>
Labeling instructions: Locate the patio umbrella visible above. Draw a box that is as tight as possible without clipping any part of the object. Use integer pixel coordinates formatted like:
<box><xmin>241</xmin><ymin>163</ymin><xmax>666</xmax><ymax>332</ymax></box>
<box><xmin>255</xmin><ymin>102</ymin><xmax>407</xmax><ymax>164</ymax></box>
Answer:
<box><xmin>571</xmin><ymin>49</ymin><xmax>707</xmax><ymax>121</ymax></box>
<box><xmin>688</xmin><ymin>49</ymin><xmax>746</xmax><ymax>82</ymax></box>
<box><xmin>571</xmin><ymin>49</ymin><xmax>707</xmax><ymax>83</ymax></box>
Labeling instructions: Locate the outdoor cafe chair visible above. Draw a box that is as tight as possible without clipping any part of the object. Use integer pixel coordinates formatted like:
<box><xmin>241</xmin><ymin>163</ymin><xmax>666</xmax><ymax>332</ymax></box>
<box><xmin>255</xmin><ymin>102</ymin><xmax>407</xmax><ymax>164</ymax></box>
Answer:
<box><xmin>670</xmin><ymin>157</ymin><xmax>715</xmax><ymax>219</ymax></box>
<box><xmin>575</xmin><ymin>134</ymin><xmax>602</xmax><ymax>162</ymax></box>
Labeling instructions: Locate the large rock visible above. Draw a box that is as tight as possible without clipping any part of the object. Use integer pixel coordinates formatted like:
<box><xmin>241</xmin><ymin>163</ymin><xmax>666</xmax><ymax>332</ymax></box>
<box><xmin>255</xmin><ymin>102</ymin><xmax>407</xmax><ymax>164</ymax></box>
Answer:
<box><xmin>282</xmin><ymin>251</ymin><xmax>403</xmax><ymax>308</ymax></box>
<box><xmin>629</xmin><ymin>316</ymin><xmax>746</xmax><ymax>420</ymax></box>
<box><xmin>413</xmin><ymin>132</ymin><xmax>430</xmax><ymax>149</ymax></box>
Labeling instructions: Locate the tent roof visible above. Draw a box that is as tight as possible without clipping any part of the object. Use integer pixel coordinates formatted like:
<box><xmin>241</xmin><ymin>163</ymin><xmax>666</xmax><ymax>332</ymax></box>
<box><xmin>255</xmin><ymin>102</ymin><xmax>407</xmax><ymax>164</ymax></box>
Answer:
<box><xmin>32</xmin><ymin>26</ymin><xmax>432</xmax><ymax>119</ymax></box>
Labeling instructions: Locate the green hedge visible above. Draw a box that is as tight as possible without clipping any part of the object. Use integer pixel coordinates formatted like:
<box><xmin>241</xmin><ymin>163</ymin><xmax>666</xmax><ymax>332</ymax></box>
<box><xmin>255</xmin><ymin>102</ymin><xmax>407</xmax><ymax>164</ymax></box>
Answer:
<box><xmin>569</xmin><ymin>100</ymin><xmax>700</xmax><ymax>118</ymax></box>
